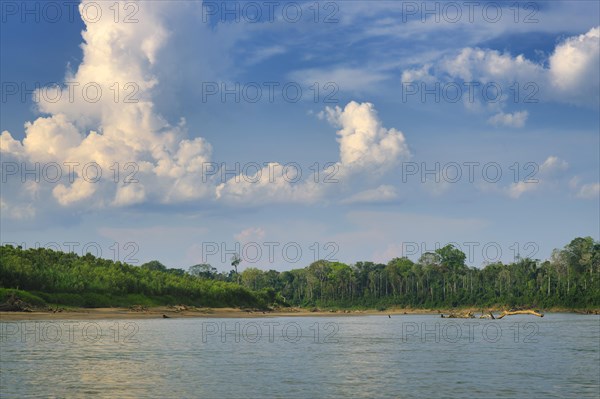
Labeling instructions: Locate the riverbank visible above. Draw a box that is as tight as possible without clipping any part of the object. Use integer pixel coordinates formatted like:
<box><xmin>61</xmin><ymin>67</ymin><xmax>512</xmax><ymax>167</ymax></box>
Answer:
<box><xmin>0</xmin><ymin>307</ymin><xmax>430</xmax><ymax>320</ymax></box>
<box><xmin>1</xmin><ymin>306</ymin><xmax>598</xmax><ymax>321</ymax></box>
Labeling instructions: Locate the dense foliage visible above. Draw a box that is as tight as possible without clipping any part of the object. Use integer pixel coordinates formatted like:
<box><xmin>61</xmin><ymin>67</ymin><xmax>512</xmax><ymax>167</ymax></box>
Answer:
<box><xmin>0</xmin><ymin>246</ymin><xmax>273</xmax><ymax>308</ymax></box>
<box><xmin>1</xmin><ymin>237</ymin><xmax>598</xmax><ymax>309</ymax></box>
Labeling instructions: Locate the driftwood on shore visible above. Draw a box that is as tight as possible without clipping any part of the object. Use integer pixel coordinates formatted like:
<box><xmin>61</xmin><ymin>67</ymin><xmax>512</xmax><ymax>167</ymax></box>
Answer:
<box><xmin>167</xmin><ymin>304</ymin><xmax>190</xmax><ymax>312</ymax></box>
<box><xmin>478</xmin><ymin>312</ymin><xmax>496</xmax><ymax>319</ymax></box>
<box><xmin>441</xmin><ymin>311</ymin><xmax>475</xmax><ymax>319</ymax></box>
<box><xmin>496</xmin><ymin>309</ymin><xmax>544</xmax><ymax>319</ymax></box>
<box><xmin>441</xmin><ymin>309</ymin><xmax>544</xmax><ymax>319</ymax></box>
<box><xmin>129</xmin><ymin>304</ymin><xmax>149</xmax><ymax>312</ymax></box>
<box><xmin>0</xmin><ymin>293</ymin><xmax>33</xmax><ymax>312</ymax></box>
<box><xmin>574</xmin><ymin>309</ymin><xmax>600</xmax><ymax>315</ymax></box>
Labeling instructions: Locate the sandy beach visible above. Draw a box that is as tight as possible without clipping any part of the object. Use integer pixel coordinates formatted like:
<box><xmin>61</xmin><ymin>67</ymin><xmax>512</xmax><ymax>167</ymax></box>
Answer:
<box><xmin>2</xmin><ymin>306</ymin><xmax>595</xmax><ymax>321</ymax></box>
<box><xmin>0</xmin><ymin>307</ymin><xmax>444</xmax><ymax>321</ymax></box>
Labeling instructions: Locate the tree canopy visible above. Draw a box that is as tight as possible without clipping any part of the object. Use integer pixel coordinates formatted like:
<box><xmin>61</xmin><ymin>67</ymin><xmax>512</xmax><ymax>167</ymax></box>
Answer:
<box><xmin>1</xmin><ymin>236</ymin><xmax>598</xmax><ymax>309</ymax></box>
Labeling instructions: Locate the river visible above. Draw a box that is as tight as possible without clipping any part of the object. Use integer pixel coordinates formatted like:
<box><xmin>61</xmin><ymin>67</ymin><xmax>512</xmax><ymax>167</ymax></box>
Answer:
<box><xmin>1</xmin><ymin>313</ymin><xmax>598</xmax><ymax>398</ymax></box>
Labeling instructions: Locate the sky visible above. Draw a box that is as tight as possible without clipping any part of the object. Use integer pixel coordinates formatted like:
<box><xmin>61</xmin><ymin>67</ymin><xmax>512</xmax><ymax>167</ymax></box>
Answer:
<box><xmin>1</xmin><ymin>0</ymin><xmax>599</xmax><ymax>272</ymax></box>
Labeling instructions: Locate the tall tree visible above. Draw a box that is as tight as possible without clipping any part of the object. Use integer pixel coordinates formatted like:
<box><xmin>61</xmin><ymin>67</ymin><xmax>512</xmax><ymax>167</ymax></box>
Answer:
<box><xmin>231</xmin><ymin>254</ymin><xmax>242</xmax><ymax>284</ymax></box>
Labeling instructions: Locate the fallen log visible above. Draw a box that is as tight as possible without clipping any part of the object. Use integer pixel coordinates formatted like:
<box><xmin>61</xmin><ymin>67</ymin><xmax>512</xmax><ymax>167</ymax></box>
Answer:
<box><xmin>442</xmin><ymin>311</ymin><xmax>475</xmax><ymax>319</ymax></box>
<box><xmin>574</xmin><ymin>309</ymin><xmax>600</xmax><ymax>315</ymax></box>
<box><xmin>129</xmin><ymin>304</ymin><xmax>149</xmax><ymax>312</ymax></box>
<box><xmin>0</xmin><ymin>293</ymin><xmax>33</xmax><ymax>312</ymax></box>
<box><xmin>496</xmin><ymin>309</ymin><xmax>543</xmax><ymax>319</ymax></box>
<box><xmin>0</xmin><ymin>302</ymin><xmax>30</xmax><ymax>312</ymax></box>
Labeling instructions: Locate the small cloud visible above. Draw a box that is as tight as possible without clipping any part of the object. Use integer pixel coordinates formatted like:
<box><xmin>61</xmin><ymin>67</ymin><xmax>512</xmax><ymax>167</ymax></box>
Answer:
<box><xmin>234</xmin><ymin>227</ymin><xmax>266</xmax><ymax>243</ymax></box>
<box><xmin>506</xmin><ymin>156</ymin><xmax>568</xmax><ymax>199</ymax></box>
<box><xmin>423</xmin><ymin>173</ymin><xmax>451</xmax><ymax>196</ymax></box>
<box><xmin>487</xmin><ymin>111</ymin><xmax>529</xmax><ymax>128</ymax></box>
<box><xmin>569</xmin><ymin>176</ymin><xmax>581</xmax><ymax>189</ymax></box>
<box><xmin>507</xmin><ymin>181</ymin><xmax>536</xmax><ymax>199</ymax></box>
<box><xmin>341</xmin><ymin>185</ymin><xmax>398</xmax><ymax>204</ymax></box>
<box><xmin>401</xmin><ymin>64</ymin><xmax>434</xmax><ymax>84</ymax></box>
<box><xmin>113</xmin><ymin>184</ymin><xmax>146</xmax><ymax>207</ymax></box>
<box><xmin>289</xmin><ymin>67</ymin><xmax>389</xmax><ymax>93</ymax></box>
<box><xmin>540</xmin><ymin>156</ymin><xmax>568</xmax><ymax>174</ymax></box>
<box><xmin>0</xmin><ymin>198</ymin><xmax>36</xmax><ymax>220</ymax></box>
<box><xmin>576</xmin><ymin>183</ymin><xmax>600</xmax><ymax>199</ymax></box>
<box><xmin>246</xmin><ymin>45</ymin><xmax>286</xmax><ymax>65</ymax></box>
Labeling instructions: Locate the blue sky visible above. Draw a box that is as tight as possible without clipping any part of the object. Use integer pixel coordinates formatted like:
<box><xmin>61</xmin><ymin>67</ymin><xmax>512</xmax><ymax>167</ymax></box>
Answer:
<box><xmin>1</xmin><ymin>1</ymin><xmax>599</xmax><ymax>271</ymax></box>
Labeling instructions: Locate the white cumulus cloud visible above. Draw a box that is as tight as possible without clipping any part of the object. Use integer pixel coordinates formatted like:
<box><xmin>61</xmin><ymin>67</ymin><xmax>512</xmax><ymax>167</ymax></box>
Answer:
<box><xmin>401</xmin><ymin>26</ymin><xmax>600</xmax><ymax>116</ymax></box>
<box><xmin>488</xmin><ymin>111</ymin><xmax>529</xmax><ymax>128</ymax></box>
<box><xmin>323</xmin><ymin>101</ymin><xmax>411</xmax><ymax>174</ymax></box>
<box><xmin>549</xmin><ymin>27</ymin><xmax>600</xmax><ymax>105</ymax></box>
<box><xmin>218</xmin><ymin>101</ymin><xmax>411</xmax><ymax>205</ymax></box>
<box><xmin>1</xmin><ymin>1</ymin><xmax>214</xmax><ymax>208</ymax></box>
<box><xmin>1</xmin><ymin>4</ymin><xmax>412</xmax><ymax>214</ymax></box>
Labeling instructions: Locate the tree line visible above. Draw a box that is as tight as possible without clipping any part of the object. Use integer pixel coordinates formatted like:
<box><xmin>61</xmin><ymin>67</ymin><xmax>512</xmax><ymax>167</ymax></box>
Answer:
<box><xmin>0</xmin><ymin>246</ymin><xmax>274</xmax><ymax>308</ymax></box>
<box><xmin>1</xmin><ymin>236</ymin><xmax>598</xmax><ymax>309</ymax></box>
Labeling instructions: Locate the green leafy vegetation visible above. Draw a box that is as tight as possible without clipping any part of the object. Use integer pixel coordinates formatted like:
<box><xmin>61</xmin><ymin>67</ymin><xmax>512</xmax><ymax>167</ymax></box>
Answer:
<box><xmin>0</xmin><ymin>246</ymin><xmax>271</xmax><ymax>309</ymax></box>
<box><xmin>1</xmin><ymin>237</ymin><xmax>598</xmax><ymax>310</ymax></box>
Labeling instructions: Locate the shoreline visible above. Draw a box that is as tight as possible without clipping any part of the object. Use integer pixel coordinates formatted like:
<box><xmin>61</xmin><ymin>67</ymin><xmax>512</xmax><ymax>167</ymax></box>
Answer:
<box><xmin>1</xmin><ymin>306</ymin><xmax>598</xmax><ymax>321</ymax></box>
<box><xmin>0</xmin><ymin>307</ymin><xmax>434</xmax><ymax>321</ymax></box>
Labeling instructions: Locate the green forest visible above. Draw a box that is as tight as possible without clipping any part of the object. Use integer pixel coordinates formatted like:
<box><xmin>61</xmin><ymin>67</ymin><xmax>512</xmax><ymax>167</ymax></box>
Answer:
<box><xmin>1</xmin><ymin>236</ymin><xmax>598</xmax><ymax>310</ymax></box>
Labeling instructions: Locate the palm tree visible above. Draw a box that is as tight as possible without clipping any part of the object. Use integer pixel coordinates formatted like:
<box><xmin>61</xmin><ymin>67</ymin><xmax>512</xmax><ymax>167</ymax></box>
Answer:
<box><xmin>231</xmin><ymin>254</ymin><xmax>241</xmax><ymax>284</ymax></box>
